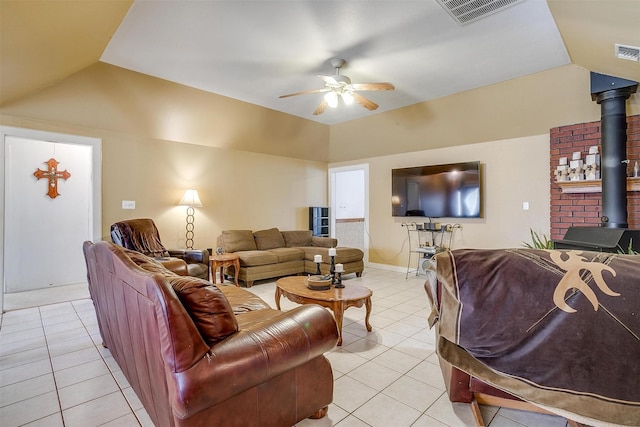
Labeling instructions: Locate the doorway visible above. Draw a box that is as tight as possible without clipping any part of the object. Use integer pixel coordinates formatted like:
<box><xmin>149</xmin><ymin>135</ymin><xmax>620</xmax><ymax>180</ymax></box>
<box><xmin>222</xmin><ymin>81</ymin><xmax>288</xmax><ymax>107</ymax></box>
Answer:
<box><xmin>329</xmin><ymin>164</ymin><xmax>368</xmax><ymax>263</ymax></box>
<box><xmin>1</xmin><ymin>126</ymin><xmax>101</xmax><ymax>311</ymax></box>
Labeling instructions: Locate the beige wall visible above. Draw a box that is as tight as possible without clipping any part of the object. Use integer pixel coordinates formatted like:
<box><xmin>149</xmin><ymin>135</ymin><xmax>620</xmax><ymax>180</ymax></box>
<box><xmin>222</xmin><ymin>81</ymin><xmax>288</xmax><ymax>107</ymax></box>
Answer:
<box><xmin>2</xmin><ymin>61</ymin><xmax>637</xmax><ymax>269</ymax></box>
<box><xmin>1</xmin><ymin>62</ymin><xmax>330</xmax><ymax>162</ymax></box>
<box><xmin>329</xmin><ymin>63</ymin><xmax>637</xmax><ymax>269</ymax></box>
<box><xmin>329</xmin><ymin>65</ymin><xmax>639</xmax><ymax>162</ymax></box>
<box><xmin>331</xmin><ymin>134</ymin><xmax>550</xmax><ymax>269</ymax></box>
<box><xmin>0</xmin><ymin>63</ymin><xmax>329</xmax><ymax>248</ymax></box>
<box><xmin>0</xmin><ymin>115</ymin><xmax>328</xmax><ymax>249</ymax></box>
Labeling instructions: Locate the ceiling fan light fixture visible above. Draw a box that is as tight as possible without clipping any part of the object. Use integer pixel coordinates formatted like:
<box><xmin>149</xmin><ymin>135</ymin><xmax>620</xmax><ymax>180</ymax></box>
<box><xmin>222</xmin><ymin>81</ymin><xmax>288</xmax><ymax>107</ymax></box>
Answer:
<box><xmin>325</xmin><ymin>91</ymin><xmax>338</xmax><ymax>108</ymax></box>
<box><xmin>342</xmin><ymin>92</ymin><xmax>354</xmax><ymax>105</ymax></box>
<box><xmin>279</xmin><ymin>57</ymin><xmax>394</xmax><ymax>115</ymax></box>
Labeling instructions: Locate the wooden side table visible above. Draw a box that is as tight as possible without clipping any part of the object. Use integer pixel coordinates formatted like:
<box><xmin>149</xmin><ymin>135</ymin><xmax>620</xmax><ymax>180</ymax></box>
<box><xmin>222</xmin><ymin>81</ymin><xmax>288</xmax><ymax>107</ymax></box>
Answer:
<box><xmin>209</xmin><ymin>253</ymin><xmax>240</xmax><ymax>287</ymax></box>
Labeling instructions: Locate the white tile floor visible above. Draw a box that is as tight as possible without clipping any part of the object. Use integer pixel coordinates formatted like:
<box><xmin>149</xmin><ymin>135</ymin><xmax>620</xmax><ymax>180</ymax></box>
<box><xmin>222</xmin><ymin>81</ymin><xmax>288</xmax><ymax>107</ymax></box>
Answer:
<box><xmin>0</xmin><ymin>267</ymin><xmax>575</xmax><ymax>427</ymax></box>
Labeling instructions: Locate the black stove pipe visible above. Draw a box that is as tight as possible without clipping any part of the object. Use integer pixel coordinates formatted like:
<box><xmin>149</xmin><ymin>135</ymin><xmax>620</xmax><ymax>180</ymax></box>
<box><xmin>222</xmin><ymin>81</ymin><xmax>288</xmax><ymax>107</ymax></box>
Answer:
<box><xmin>590</xmin><ymin>72</ymin><xmax>638</xmax><ymax>229</ymax></box>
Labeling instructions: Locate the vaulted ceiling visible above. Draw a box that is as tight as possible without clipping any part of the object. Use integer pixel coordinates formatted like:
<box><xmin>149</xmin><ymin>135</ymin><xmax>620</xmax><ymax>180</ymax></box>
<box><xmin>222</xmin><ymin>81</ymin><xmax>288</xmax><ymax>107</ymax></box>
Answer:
<box><xmin>1</xmin><ymin>1</ymin><xmax>639</xmax><ymax>125</ymax></box>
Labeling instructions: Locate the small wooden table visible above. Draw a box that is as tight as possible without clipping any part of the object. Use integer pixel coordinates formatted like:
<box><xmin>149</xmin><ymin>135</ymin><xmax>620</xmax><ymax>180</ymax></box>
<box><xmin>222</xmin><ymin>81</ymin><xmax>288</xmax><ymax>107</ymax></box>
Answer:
<box><xmin>275</xmin><ymin>276</ymin><xmax>372</xmax><ymax>346</ymax></box>
<box><xmin>209</xmin><ymin>254</ymin><xmax>240</xmax><ymax>287</ymax></box>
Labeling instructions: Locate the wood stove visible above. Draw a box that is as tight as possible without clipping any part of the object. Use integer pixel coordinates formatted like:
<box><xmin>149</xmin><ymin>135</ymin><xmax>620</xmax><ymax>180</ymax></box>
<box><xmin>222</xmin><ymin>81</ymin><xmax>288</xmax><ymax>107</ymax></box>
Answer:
<box><xmin>553</xmin><ymin>72</ymin><xmax>639</xmax><ymax>253</ymax></box>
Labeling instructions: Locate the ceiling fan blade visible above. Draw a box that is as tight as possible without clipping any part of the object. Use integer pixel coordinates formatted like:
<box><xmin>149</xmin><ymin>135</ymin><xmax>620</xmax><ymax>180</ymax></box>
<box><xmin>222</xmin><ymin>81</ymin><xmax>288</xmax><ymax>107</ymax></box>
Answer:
<box><xmin>279</xmin><ymin>88</ymin><xmax>329</xmax><ymax>98</ymax></box>
<box><xmin>318</xmin><ymin>74</ymin><xmax>339</xmax><ymax>85</ymax></box>
<box><xmin>313</xmin><ymin>98</ymin><xmax>328</xmax><ymax>115</ymax></box>
<box><xmin>352</xmin><ymin>92</ymin><xmax>379</xmax><ymax>111</ymax></box>
<box><xmin>351</xmin><ymin>82</ymin><xmax>395</xmax><ymax>91</ymax></box>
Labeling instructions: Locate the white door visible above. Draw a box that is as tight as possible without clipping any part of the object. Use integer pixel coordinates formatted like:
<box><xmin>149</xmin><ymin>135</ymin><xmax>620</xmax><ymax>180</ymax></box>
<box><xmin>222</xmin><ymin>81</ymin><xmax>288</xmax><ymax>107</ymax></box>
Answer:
<box><xmin>329</xmin><ymin>164</ymin><xmax>368</xmax><ymax>261</ymax></box>
<box><xmin>3</xmin><ymin>129</ymin><xmax>100</xmax><ymax>294</ymax></box>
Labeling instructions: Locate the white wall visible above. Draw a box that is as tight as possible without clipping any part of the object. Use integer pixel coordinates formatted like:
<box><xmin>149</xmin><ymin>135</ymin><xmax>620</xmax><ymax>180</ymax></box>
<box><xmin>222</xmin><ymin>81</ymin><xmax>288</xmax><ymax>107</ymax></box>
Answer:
<box><xmin>1</xmin><ymin>127</ymin><xmax>101</xmax><ymax>302</ymax></box>
<box><xmin>330</xmin><ymin>134</ymin><xmax>551</xmax><ymax>269</ymax></box>
<box><xmin>5</xmin><ymin>138</ymin><xmax>91</xmax><ymax>292</ymax></box>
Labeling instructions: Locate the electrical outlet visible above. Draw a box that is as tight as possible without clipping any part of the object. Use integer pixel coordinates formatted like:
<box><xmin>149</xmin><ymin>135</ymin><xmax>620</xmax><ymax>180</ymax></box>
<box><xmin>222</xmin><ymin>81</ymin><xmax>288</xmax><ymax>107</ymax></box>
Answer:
<box><xmin>122</xmin><ymin>200</ymin><xmax>136</xmax><ymax>210</ymax></box>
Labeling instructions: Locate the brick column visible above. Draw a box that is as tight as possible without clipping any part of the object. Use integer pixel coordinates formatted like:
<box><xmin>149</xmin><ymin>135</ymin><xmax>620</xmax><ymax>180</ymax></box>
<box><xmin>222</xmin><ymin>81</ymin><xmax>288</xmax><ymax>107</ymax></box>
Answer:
<box><xmin>550</xmin><ymin>115</ymin><xmax>640</xmax><ymax>240</ymax></box>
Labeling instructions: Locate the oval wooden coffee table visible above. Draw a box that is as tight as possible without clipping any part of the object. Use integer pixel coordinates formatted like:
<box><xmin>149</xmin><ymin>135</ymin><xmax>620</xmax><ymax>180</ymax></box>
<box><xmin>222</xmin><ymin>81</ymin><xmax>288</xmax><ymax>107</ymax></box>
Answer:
<box><xmin>275</xmin><ymin>276</ymin><xmax>372</xmax><ymax>346</ymax></box>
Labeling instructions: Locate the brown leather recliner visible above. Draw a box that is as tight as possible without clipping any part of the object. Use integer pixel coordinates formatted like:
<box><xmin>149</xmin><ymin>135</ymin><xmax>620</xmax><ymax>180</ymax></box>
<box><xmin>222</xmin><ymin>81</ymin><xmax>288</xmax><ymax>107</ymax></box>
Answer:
<box><xmin>427</xmin><ymin>277</ymin><xmax>583</xmax><ymax>427</ymax></box>
<box><xmin>425</xmin><ymin>248</ymin><xmax>640</xmax><ymax>427</ymax></box>
<box><xmin>110</xmin><ymin>218</ymin><xmax>209</xmax><ymax>279</ymax></box>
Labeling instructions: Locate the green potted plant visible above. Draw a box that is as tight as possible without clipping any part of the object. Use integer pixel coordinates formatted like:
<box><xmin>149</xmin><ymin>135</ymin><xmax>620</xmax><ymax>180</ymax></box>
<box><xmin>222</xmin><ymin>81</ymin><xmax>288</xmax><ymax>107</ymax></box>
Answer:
<box><xmin>523</xmin><ymin>229</ymin><xmax>554</xmax><ymax>249</ymax></box>
<box><xmin>619</xmin><ymin>240</ymin><xmax>639</xmax><ymax>255</ymax></box>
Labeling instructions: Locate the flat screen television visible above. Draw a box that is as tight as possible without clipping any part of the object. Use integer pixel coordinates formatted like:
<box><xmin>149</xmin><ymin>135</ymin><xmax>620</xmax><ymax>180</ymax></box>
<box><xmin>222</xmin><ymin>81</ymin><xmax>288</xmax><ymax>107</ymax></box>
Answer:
<box><xmin>391</xmin><ymin>161</ymin><xmax>481</xmax><ymax>218</ymax></box>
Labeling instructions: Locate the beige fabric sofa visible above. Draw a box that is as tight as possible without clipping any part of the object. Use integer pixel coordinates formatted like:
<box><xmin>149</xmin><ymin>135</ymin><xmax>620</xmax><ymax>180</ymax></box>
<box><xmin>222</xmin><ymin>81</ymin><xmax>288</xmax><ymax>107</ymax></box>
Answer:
<box><xmin>218</xmin><ymin>228</ymin><xmax>364</xmax><ymax>287</ymax></box>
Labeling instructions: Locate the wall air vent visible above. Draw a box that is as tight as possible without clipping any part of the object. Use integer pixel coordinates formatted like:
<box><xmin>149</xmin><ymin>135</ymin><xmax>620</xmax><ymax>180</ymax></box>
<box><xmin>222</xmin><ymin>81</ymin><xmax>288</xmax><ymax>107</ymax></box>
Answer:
<box><xmin>436</xmin><ymin>0</ymin><xmax>526</xmax><ymax>25</ymax></box>
<box><xmin>615</xmin><ymin>44</ymin><xmax>640</xmax><ymax>62</ymax></box>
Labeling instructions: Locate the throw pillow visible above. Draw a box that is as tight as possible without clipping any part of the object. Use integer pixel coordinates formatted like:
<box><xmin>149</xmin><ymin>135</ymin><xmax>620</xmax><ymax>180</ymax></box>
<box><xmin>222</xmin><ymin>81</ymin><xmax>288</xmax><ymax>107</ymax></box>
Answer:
<box><xmin>281</xmin><ymin>230</ymin><xmax>313</xmax><ymax>247</ymax></box>
<box><xmin>221</xmin><ymin>230</ymin><xmax>257</xmax><ymax>252</ymax></box>
<box><xmin>253</xmin><ymin>227</ymin><xmax>285</xmax><ymax>250</ymax></box>
<box><xmin>169</xmin><ymin>276</ymin><xmax>238</xmax><ymax>345</ymax></box>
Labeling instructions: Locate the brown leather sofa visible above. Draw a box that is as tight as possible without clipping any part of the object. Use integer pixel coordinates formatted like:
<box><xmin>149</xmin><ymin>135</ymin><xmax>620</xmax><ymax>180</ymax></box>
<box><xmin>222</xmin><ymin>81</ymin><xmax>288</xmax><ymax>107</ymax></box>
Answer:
<box><xmin>110</xmin><ymin>218</ymin><xmax>209</xmax><ymax>279</ymax></box>
<box><xmin>83</xmin><ymin>240</ymin><xmax>339</xmax><ymax>427</ymax></box>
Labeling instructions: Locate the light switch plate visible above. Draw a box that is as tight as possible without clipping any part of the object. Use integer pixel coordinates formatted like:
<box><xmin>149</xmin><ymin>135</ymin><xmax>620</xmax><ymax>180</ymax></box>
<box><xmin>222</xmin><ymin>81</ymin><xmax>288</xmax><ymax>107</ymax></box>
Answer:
<box><xmin>122</xmin><ymin>200</ymin><xmax>136</xmax><ymax>209</ymax></box>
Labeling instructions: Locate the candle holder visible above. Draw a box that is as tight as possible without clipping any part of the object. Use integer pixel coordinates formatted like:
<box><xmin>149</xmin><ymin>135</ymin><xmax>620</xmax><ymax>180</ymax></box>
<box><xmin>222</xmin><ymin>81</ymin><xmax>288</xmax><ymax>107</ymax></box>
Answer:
<box><xmin>334</xmin><ymin>272</ymin><xmax>344</xmax><ymax>288</ymax></box>
<box><xmin>313</xmin><ymin>255</ymin><xmax>323</xmax><ymax>275</ymax></box>
<box><xmin>329</xmin><ymin>255</ymin><xmax>336</xmax><ymax>283</ymax></box>
<box><xmin>334</xmin><ymin>263</ymin><xmax>344</xmax><ymax>287</ymax></box>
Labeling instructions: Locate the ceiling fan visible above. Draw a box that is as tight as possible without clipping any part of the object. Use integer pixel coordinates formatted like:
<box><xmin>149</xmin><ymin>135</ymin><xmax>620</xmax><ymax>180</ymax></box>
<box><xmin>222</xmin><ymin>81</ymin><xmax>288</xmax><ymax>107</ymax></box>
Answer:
<box><xmin>279</xmin><ymin>58</ymin><xmax>395</xmax><ymax>115</ymax></box>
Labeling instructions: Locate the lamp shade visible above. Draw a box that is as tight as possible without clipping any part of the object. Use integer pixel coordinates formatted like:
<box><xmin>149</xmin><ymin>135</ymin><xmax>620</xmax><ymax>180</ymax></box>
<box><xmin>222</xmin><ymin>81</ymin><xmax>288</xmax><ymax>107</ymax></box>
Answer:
<box><xmin>178</xmin><ymin>189</ymin><xmax>203</xmax><ymax>207</ymax></box>
<box><xmin>342</xmin><ymin>92</ymin><xmax>354</xmax><ymax>105</ymax></box>
<box><xmin>324</xmin><ymin>91</ymin><xmax>338</xmax><ymax>108</ymax></box>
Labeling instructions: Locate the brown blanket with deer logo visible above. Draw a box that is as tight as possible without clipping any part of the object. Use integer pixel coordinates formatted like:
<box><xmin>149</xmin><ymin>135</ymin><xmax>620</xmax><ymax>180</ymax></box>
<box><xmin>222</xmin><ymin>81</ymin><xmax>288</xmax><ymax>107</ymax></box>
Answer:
<box><xmin>430</xmin><ymin>248</ymin><xmax>640</xmax><ymax>426</ymax></box>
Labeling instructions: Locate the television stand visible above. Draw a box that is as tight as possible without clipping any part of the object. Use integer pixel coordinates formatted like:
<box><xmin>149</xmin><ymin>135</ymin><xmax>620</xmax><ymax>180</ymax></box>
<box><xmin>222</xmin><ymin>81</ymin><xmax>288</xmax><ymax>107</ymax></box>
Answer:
<box><xmin>402</xmin><ymin>222</ymin><xmax>446</xmax><ymax>278</ymax></box>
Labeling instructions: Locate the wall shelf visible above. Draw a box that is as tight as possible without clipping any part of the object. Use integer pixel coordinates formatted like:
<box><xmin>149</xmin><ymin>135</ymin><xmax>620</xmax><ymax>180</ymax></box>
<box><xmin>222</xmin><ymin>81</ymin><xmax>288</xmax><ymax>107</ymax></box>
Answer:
<box><xmin>556</xmin><ymin>177</ymin><xmax>640</xmax><ymax>193</ymax></box>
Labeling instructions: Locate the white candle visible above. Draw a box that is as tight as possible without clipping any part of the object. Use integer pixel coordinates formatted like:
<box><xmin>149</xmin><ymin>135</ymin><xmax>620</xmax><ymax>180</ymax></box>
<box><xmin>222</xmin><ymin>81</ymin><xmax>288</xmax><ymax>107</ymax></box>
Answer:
<box><xmin>328</xmin><ymin>248</ymin><xmax>337</xmax><ymax>257</ymax></box>
<box><xmin>335</xmin><ymin>263</ymin><xmax>343</xmax><ymax>273</ymax></box>
<box><xmin>314</xmin><ymin>254</ymin><xmax>322</xmax><ymax>263</ymax></box>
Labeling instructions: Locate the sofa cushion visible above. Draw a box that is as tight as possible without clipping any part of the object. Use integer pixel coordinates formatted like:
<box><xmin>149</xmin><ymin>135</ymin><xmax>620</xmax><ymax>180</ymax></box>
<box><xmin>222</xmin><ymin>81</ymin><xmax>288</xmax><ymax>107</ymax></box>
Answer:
<box><xmin>168</xmin><ymin>276</ymin><xmax>238</xmax><ymax>345</ymax></box>
<box><xmin>253</xmin><ymin>227</ymin><xmax>286</xmax><ymax>250</ymax></box>
<box><xmin>312</xmin><ymin>236</ymin><xmax>338</xmax><ymax>248</ymax></box>
<box><xmin>300</xmin><ymin>247</ymin><xmax>330</xmax><ymax>262</ymax></box>
<box><xmin>266</xmin><ymin>247</ymin><xmax>305</xmax><ymax>263</ymax></box>
<box><xmin>335</xmin><ymin>247</ymin><xmax>365</xmax><ymax>264</ymax></box>
<box><xmin>233</xmin><ymin>309</ymin><xmax>285</xmax><ymax>329</ymax></box>
<box><xmin>236</xmin><ymin>250</ymin><xmax>279</xmax><ymax>267</ymax></box>
<box><xmin>219</xmin><ymin>285</ymin><xmax>272</xmax><ymax>313</ymax></box>
<box><xmin>221</xmin><ymin>230</ymin><xmax>257</xmax><ymax>252</ymax></box>
<box><xmin>282</xmin><ymin>230</ymin><xmax>313</xmax><ymax>247</ymax></box>
<box><xmin>299</xmin><ymin>246</ymin><xmax>364</xmax><ymax>263</ymax></box>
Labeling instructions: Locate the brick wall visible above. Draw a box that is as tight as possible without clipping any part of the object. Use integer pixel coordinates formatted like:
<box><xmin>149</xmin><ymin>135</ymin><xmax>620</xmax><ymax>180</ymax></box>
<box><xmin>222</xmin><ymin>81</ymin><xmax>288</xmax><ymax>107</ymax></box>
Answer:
<box><xmin>550</xmin><ymin>114</ymin><xmax>640</xmax><ymax>240</ymax></box>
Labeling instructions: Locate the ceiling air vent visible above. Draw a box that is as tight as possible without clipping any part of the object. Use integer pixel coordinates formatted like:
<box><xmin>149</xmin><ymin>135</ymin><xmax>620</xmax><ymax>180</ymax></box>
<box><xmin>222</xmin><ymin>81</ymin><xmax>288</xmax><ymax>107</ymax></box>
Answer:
<box><xmin>615</xmin><ymin>44</ymin><xmax>640</xmax><ymax>62</ymax></box>
<box><xmin>436</xmin><ymin>0</ymin><xmax>526</xmax><ymax>25</ymax></box>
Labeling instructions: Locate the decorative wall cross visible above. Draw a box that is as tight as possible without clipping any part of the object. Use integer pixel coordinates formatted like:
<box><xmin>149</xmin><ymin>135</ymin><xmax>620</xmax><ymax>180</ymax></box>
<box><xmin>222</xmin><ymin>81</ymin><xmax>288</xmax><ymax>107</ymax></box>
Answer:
<box><xmin>34</xmin><ymin>158</ymin><xmax>71</xmax><ymax>199</ymax></box>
